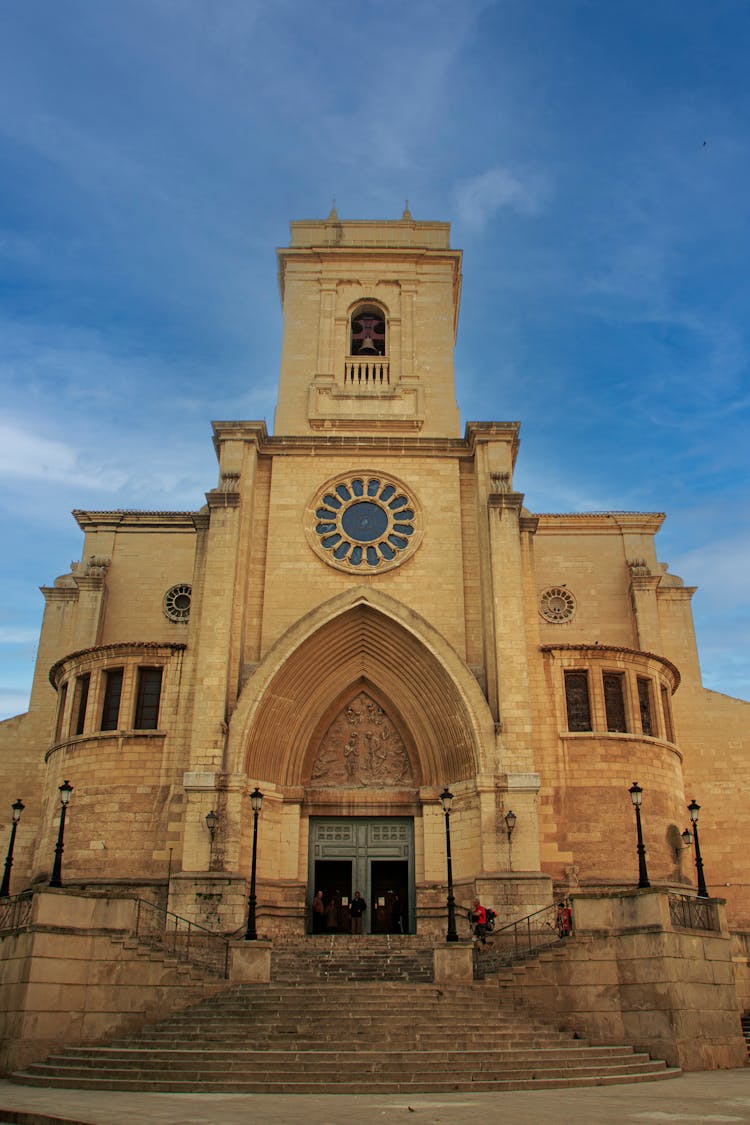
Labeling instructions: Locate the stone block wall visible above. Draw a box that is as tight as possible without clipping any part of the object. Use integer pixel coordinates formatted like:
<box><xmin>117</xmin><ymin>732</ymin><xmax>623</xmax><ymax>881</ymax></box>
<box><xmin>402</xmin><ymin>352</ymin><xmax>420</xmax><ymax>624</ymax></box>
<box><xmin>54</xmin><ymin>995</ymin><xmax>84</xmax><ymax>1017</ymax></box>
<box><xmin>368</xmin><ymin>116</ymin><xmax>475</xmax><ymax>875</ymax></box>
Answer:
<box><xmin>0</xmin><ymin>890</ymin><xmax>223</xmax><ymax>1074</ymax></box>
<box><xmin>496</xmin><ymin>888</ymin><xmax>746</xmax><ymax>1071</ymax></box>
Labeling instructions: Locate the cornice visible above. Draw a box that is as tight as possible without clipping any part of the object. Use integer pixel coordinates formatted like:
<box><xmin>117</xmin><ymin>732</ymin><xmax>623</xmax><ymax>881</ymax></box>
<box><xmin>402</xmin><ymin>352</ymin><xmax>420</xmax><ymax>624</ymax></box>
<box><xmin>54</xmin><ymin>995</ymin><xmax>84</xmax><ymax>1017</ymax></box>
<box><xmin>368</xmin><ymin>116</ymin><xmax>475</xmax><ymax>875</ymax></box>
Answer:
<box><xmin>540</xmin><ymin>643</ymin><xmax>680</xmax><ymax>689</ymax></box>
<box><xmin>73</xmin><ymin>511</ymin><xmax>199</xmax><ymax>531</ymax></box>
<box><xmin>49</xmin><ymin>641</ymin><xmax>187</xmax><ymax>688</ymax></box>
<box><xmin>210</xmin><ymin>420</ymin><xmax>520</xmax><ymax>463</ymax></box>
<box><xmin>535</xmin><ymin>512</ymin><xmax>665</xmax><ymax>534</ymax></box>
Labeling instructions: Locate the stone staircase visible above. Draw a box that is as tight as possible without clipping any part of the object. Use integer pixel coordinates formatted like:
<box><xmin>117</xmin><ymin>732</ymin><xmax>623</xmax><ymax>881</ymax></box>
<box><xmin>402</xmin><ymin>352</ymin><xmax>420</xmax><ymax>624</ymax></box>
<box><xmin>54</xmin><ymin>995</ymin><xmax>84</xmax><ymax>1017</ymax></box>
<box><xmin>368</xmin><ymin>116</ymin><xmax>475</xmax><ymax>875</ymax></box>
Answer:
<box><xmin>10</xmin><ymin>936</ymin><xmax>680</xmax><ymax>1093</ymax></box>
<box><xmin>271</xmin><ymin>933</ymin><xmax>434</xmax><ymax>983</ymax></box>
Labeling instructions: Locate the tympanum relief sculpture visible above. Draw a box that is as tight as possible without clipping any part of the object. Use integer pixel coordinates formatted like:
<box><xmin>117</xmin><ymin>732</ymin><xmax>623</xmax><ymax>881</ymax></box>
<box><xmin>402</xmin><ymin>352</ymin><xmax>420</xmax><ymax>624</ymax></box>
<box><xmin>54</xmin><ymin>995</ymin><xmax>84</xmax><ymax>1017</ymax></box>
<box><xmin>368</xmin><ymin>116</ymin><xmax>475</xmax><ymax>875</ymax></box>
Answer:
<box><xmin>310</xmin><ymin>692</ymin><xmax>414</xmax><ymax>787</ymax></box>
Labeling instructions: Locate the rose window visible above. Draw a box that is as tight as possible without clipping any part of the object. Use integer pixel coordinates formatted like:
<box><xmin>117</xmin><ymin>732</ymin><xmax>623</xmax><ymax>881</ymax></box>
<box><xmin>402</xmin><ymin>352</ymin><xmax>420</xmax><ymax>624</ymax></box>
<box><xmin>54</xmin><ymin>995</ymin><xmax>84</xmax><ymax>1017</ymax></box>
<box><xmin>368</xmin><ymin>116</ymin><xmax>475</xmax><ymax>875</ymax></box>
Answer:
<box><xmin>539</xmin><ymin>586</ymin><xmax>576</xmax><ymax>623</ymax></box>
<box><xmin>306</xmin><ymin>473</ymin><xmax>421</xmax><ymax>573</ymax></box>
<box><xmin>163</xmin><ymin>584</ymin><xmax>192</xmax><ymax>623</ymax></box>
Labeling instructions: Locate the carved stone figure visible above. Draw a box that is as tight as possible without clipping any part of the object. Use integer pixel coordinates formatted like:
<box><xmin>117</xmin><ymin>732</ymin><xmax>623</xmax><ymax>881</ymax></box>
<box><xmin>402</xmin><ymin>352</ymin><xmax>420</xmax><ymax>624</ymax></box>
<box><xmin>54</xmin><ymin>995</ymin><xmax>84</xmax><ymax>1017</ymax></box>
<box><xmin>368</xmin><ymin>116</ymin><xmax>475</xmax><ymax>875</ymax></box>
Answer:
<box><xmin>309</xmin><ymin>691</ymin><xmax>414</xmax><ymax>787</ymax></box>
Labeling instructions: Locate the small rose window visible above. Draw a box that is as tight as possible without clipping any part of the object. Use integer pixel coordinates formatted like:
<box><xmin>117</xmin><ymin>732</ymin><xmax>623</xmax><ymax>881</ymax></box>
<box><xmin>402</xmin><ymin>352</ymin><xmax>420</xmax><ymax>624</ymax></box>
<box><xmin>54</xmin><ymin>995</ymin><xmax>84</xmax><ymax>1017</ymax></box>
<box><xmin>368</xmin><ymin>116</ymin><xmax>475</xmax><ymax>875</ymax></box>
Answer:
<box><xmin>539</xmin><ymin>586</ymin><xmax>576</xmax><ymax>623</ymax></box>
<box><xmin>163</xmin><ymin>584</ymin><xmax>192</xmax><ymax>623</ymax></box>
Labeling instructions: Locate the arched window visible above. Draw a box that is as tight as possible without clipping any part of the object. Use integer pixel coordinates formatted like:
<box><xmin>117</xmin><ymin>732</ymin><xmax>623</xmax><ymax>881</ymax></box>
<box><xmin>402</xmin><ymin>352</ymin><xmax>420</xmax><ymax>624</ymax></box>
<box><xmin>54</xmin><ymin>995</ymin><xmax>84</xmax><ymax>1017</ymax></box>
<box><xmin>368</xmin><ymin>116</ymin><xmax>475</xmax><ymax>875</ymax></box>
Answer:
<box><xmin>350</xmin><ymin>305</ymin><xmax>386</xmax><ymax>356</ymax></box>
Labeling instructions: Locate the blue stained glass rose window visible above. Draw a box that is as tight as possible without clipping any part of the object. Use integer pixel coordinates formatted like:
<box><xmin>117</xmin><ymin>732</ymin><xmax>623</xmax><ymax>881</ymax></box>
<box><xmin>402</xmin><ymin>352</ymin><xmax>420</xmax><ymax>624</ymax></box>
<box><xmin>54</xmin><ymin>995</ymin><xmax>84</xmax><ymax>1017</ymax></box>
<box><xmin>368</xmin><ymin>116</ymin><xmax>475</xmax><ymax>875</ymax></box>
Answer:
<box><xmin>308</xmin><ymin>473</ymin><xmax>420</xmax><ymax>573</ymax></box>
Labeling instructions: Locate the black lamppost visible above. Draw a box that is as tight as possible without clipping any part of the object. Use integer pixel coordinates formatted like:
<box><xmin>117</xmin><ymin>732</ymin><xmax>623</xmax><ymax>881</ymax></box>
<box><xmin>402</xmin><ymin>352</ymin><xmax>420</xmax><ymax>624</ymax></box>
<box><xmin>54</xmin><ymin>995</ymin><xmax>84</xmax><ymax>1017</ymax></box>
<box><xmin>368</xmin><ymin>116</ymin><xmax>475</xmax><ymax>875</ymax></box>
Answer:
<box><xmin>0</xmin><ymin>798</ymin><xmax>25</xmax><ymax>899</ymax></box>
<box><xmin>244</xmin><ymin>787</ymin><xmax>263</xmax><ymax>941</ymax></box>
<box><xmin>628</xmin><ymin>781</ymin><xmax>650</xmax><ymax>889</ymax></box>
<box><xmin>687</xmin><ymin>799</ymin><xmax>709</xmax><ymax>898</ymax></box>
<box><xmin>49</xmin><ymin>780</ymin><xmax>73</xmax><ymax>888</ymax></box>
<box><xmin>205</xmin><ymin>809</ymin><xmax>218</xmax><ymax>866</ymax></box>
<box><xmin>439</xmin><ymin>786</ymin><xmax>458</xmax><ymax>943</ymax></box>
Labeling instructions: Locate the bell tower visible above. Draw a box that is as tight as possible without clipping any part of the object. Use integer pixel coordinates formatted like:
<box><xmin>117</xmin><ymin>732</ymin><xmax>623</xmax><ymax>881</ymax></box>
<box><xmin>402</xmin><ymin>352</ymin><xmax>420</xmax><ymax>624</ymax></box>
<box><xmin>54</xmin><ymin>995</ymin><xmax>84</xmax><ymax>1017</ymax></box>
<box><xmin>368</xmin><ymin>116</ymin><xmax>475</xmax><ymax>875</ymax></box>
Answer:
<box><xmin>273</xmin><ymin>209</ymin><xmax>462</xmax><ymax>438</ymax></box>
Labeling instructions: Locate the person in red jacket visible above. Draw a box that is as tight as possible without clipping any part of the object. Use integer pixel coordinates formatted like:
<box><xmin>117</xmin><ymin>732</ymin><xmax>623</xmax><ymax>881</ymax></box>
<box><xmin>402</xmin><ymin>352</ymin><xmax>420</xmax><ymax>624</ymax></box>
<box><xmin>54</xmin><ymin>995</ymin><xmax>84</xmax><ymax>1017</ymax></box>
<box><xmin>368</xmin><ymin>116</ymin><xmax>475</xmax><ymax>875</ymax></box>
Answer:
<box><xmin>470</xmin><ymin>898</ymin><xmax>487</xmax><ymax>944</ymax></box>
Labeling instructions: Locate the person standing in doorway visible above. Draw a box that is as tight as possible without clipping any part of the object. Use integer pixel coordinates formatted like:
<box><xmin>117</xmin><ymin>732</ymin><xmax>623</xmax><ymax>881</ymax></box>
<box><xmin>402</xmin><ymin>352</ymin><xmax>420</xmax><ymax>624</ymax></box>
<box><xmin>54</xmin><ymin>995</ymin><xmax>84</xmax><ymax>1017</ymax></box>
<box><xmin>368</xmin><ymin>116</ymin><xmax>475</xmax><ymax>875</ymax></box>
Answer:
<box><xmin>312</xmin><ymin>889</ymin><xmax>325</xmax><ymax>933</ymax></box>
<box><xmin>325</xmin><ymin>897</ymin><xmax>339</xmax><ymax>933</ymax></box>
<box><xmin>350</xmin><ymin>890</ymin><xmax>367</xmax><ymax>935</ymax></box>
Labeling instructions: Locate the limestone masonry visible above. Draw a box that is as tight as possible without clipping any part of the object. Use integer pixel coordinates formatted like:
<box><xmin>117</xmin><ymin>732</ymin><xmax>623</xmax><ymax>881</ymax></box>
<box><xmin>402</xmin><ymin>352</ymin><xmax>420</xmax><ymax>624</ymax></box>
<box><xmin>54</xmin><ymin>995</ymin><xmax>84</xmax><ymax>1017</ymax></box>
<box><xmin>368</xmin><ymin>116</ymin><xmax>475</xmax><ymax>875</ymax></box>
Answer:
<box><xmin>1</xmin><ymin>211</ymin><xmax>748</xmax><ymax>940</ymax></box>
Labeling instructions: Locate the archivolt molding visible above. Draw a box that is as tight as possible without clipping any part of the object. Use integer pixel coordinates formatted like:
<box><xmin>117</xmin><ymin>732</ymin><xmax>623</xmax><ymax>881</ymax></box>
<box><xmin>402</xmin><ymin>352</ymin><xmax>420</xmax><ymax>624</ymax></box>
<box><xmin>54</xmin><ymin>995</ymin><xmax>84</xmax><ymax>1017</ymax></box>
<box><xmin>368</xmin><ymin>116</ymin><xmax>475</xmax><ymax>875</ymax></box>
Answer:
<box><xmin>227</xmin><ymin>587</ymin><xmax>495</xmax><ymax>788</ymax></box>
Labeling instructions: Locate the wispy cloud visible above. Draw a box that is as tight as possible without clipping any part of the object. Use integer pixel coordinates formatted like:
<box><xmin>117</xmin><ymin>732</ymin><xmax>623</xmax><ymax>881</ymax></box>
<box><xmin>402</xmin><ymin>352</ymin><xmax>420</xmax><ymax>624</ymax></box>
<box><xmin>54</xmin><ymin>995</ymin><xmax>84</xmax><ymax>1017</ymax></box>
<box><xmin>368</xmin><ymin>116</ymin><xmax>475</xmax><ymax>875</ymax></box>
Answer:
<box><xmin>454</xmin><ymin>167</ymin><xmax>546</xmax><ymax>231</ymax></box>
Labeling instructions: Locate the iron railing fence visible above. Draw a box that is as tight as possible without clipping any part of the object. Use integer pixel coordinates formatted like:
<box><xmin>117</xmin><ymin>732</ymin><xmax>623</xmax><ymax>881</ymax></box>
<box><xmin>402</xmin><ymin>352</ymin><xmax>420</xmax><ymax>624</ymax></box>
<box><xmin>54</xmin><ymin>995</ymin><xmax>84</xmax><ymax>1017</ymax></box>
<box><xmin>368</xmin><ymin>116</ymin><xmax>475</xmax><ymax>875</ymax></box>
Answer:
<box><xmin>668</xmin><ymin>893</ymin><xmax>720</xmax><ymax>932</ymax></box>
<box><xmin>0</xmin><ymin>890</ymin><xmax>33</xmax><ymax>933</ymax></box>
<box><xmin>134</xmin><ymin>898</ymin><xmax>230</xmax><ymax>978</ymax></box>
<box><xmin>470</xmin><ymin>900</ymin><xmax>573</xmax><ymax>978</ymax></box>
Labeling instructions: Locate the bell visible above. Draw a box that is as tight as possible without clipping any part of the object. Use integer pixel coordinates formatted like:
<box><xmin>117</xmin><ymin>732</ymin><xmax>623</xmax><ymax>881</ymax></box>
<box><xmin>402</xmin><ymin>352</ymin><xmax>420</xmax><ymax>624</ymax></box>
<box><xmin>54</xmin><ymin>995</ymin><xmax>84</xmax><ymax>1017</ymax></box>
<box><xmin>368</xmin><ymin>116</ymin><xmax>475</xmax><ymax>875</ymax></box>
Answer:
<box><xmin>358</xmin><ymin>335</ymin><xmax>377</xmax><ymax>355</ymax></box>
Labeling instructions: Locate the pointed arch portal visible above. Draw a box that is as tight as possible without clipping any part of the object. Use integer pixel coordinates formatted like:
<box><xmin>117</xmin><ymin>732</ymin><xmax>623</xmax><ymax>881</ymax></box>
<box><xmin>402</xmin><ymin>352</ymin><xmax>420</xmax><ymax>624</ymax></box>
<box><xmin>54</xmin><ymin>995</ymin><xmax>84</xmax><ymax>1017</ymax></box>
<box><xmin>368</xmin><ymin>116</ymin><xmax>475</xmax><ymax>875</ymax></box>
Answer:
<box><xmin>230</xmin><ymin>590</ymin><xmax>494</xmax><ymax>790</ymax></box>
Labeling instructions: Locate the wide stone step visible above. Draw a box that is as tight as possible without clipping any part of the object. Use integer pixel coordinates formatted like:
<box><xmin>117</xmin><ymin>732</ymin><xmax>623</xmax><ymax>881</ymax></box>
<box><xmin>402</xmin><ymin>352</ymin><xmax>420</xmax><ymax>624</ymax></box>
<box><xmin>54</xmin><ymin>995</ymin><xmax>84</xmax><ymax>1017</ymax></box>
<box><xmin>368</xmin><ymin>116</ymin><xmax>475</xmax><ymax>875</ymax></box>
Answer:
<box><xmin>55</xmin><ymin>1043</ymin><xmax>642</xmax><ymax>1064</ymax></box>
<box><xmin>19</xmin><ymin>1060</ymin><xmax>668</xmax><ymax>1085</ymax></box>
<box><xmin>10</xmin><ymin>1070</ymin><xmax>681</xmax><ymax>1094</ymax></box>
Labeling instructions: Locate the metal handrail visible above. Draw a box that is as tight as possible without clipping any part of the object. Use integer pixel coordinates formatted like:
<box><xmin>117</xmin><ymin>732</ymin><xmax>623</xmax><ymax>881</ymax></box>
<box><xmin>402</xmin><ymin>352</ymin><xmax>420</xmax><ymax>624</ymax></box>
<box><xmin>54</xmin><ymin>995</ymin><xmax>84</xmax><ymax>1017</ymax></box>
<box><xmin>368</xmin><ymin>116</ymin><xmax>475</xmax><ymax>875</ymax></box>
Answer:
<box><xmin>475</xmin><ymin>900</ymin><xmax>573</xmax><ymax>974</ymax></box>
<box><xmin>668</xmin><ymin>892</ymin><xmax>720</xmax><ymax>932</ymax></box>
<box><xmin>0</xmin><ymin>889</ymin><xmax>34</xmax><ymax>933</ymax></box>
<box><xmin>134</xmin><ymin>898</ymin><xmax>230</xmax><ymax>978</ymax></box>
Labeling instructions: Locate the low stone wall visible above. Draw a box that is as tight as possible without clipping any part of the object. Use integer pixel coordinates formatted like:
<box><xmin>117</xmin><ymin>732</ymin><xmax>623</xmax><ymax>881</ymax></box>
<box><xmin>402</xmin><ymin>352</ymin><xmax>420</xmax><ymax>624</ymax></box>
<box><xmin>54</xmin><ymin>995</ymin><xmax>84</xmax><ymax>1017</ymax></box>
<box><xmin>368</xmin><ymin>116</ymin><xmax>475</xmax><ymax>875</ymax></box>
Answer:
<box><xmin>730</xmin><ymin>930</ymin><xmax>750</xmax><ymax>1013</ymax></box>
<box><xmin>0</xmin><ymin>890</ymin><xmax>224</xmax><ymax>1075</ymax></box>
<box><xmin>496</xmin><ymin>888</ymin><xmax>746</xmax><ymax>1071</ymax></box>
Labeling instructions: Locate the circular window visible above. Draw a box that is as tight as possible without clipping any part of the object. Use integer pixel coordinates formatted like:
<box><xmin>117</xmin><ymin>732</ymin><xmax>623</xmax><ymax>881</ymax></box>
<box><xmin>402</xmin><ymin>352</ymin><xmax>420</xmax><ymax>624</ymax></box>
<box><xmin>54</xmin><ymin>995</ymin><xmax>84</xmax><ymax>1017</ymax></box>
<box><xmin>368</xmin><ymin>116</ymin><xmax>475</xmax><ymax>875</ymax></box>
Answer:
<box><xmin>163</xmin><ymin>584</ymin><xmax>192</xmax><ymax>623</ymax></box>
<box><xmin>539</xmin><ymin>586</ymin><xmax>576</xmax><ymax>624</ymax></box>
<box><xmin>306</xmin><ymin>473</ymin><xmax>422</xmax><ymax>574</ymax></box>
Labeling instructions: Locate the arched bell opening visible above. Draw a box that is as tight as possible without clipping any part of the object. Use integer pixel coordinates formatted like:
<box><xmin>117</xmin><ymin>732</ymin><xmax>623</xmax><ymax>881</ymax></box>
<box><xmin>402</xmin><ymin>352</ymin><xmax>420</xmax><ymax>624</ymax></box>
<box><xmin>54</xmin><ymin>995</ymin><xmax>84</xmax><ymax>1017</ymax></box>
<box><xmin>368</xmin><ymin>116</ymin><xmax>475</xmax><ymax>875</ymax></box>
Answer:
<box><xmin>350</xmin><ymin>303</ymin><xmax>387</xmax><ymax>357</ymax></box>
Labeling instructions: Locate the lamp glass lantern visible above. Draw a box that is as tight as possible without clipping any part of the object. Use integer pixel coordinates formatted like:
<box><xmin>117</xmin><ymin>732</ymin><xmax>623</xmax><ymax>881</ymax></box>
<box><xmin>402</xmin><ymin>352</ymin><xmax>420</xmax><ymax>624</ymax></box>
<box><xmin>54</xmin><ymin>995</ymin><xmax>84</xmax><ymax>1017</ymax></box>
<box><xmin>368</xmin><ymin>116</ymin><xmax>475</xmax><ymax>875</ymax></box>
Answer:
<box><xmin>629</xmin><ymin>781</ymin><xmax>643</xmax><ymax>808</ymax></box>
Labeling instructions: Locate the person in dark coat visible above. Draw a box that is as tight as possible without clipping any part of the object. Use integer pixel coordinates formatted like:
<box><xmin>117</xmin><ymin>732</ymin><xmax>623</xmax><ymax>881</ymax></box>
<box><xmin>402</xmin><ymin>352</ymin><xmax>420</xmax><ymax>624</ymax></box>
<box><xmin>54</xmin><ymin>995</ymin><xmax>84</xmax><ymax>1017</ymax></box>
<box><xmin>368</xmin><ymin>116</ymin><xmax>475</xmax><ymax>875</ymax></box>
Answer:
<box><xmin>350</xmin><ymin>890</ymin><xmax>367</xmax><ymax>934</ymax></box>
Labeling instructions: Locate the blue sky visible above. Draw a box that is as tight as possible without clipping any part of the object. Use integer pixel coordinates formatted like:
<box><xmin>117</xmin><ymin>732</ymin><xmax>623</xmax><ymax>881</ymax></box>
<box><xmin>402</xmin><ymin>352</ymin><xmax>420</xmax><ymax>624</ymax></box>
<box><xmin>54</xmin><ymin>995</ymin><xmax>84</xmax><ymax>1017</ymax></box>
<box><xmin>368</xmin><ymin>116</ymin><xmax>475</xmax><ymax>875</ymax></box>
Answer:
<box><xmin>1</xmin><ymin>0</ymin><xmax>748</xmax><ymax>719</ymax></box>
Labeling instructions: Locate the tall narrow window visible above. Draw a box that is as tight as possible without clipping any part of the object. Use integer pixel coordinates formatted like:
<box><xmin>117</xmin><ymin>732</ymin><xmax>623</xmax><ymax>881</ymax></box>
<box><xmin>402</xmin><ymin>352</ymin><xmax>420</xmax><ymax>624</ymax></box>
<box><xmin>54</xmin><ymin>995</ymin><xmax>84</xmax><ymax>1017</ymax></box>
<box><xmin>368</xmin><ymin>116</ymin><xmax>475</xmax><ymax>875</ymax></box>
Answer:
<box><xmin>69</xmin><ymin>673</ymin><xmax>90</xmax><ymax>737</ymax></box>
<box><xmin>565</xmin><ymin>671</ymin><xmax>592</xmax><ymax>732</ymax></box>
<box><xmin>660</xmin><ymin>685</ymin><xmax>674</xmax><ymax>742</ymax></box>
<box><xmin>134</xmin><ymin>667</ymin><xmax>163</xmax><ymax>730</ymax></box>
<box><xmin>100</xmin><ymin>668</ymin><xmax>124</xmax><ymax>732</ymax></box>
<box><xmin>637</xmin><ymin>677</ymin><xmax>654</xmax><ymax>736</ymax></box>
<box><xmin>55</xmin><ymin>682</ymin><xmax>68</xmax><ymax>742</ymax></box>
<box><xmin>603</xmin><ymin>672</ymin><xmax>627</xmax><ymax>732</ymax></box>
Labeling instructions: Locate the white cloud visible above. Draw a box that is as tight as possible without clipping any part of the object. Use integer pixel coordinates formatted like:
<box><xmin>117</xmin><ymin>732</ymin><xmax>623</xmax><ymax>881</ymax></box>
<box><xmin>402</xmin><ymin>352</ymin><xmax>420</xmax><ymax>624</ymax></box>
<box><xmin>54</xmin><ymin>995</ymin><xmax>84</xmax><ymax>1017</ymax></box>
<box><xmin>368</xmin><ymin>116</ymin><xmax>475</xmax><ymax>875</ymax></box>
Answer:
<box><xmin>0</xmin><ymin>689</ymin><xmax>30</xmax><ymax>722</ymax></box>
<box><xmin>0</xmin><ymin>627</ymin><xmax>38</xmax><ymax>645</ymax></box>
<box><xmin>0</xmin><ymin>421</ymin><xmax>80</xmax><ymax>482</ymax></box>
<box><xmin>454</xmin><ymin>167</ymin><xmax>545</xmax><ymax>231</ymax></box>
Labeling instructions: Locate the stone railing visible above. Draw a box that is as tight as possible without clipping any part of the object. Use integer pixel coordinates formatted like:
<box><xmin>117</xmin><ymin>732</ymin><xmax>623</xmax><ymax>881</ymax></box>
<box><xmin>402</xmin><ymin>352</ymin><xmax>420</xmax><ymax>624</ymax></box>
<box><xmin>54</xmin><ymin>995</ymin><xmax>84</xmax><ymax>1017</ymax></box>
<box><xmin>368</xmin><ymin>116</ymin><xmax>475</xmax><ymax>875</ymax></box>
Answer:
<box><xmin>668</xmin><ymin>892</ymin><xmax>720</xmax><ymax>932</ymax></box>
<box><xmin>344</xmin><ymin>357</ymin><xmax>390</xmax><ymax>388</ymax></box>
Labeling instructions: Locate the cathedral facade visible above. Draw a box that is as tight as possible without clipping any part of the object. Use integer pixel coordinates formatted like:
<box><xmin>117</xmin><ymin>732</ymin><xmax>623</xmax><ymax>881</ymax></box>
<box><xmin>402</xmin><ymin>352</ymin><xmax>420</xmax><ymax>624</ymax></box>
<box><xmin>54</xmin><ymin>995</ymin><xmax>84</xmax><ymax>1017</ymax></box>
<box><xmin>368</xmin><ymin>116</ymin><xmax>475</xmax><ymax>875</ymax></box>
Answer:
<box><xmin>1</xmin><ymin>213</ymin><xmax>748</xmax><ymax>939</ymax></box>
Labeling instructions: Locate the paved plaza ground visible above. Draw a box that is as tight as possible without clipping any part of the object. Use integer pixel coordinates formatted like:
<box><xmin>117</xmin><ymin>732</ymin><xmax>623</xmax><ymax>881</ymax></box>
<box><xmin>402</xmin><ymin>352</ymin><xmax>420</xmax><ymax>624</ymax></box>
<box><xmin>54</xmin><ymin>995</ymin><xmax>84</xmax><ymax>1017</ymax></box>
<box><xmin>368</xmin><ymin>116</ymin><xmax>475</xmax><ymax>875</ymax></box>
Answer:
<box><xmin>1</xmin><ymin>1070</ymin><xmax>750</xmax><ymax>1125</ymax></box>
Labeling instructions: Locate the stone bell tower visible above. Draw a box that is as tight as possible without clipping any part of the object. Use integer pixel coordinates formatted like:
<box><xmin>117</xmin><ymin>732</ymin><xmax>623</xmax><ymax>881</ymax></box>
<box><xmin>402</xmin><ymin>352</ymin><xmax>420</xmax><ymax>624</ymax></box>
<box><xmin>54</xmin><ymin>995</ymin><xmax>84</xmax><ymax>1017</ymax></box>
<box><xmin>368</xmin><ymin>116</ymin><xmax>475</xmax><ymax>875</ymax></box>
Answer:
<box><xmin>273</xmin><ymin>208</ymin><xmax>462</xmax><ymax>438</ymax></box>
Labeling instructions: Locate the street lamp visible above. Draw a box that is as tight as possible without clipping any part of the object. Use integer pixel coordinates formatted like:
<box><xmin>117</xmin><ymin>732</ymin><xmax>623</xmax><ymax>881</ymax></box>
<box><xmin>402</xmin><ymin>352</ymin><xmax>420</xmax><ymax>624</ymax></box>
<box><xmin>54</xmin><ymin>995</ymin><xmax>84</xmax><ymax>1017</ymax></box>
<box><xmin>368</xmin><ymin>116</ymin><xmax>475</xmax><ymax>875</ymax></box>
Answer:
<box><xmin>687</xmin><ymin>799</ymin><xmax>709</xmax><ymax>898</ymax></box>
<box><xmin>504</xmin><ymin>810</ymin><xmax>517</xmax><ymax>840</ymax></box>
<box><xmin>49</xmin><ymin>780</ymin><xmax>73</xmax><ymax>888</ymax></box>
<box><xmin>244</xmin><ymin>787</ymin><xmax>263</xmax><ymax>941</ymax></box>
<box><xmin>628</xmin><ymin>781</ymin><xmax>650</xmax><ymax>889</ymax></box>
<box><xmin>0</xmin><ymin>798</ymin><xmax>25</xmax><ymax>899</ymax></box>
<box><xmin>205</xmin><ymin>809</ymin><xmax>218</xmax><ymax>866</ymax></box>
<box><xmin>439</xmin><ymin>786</ymin><xmax>458</xmax><ymax>943</ymax></box>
